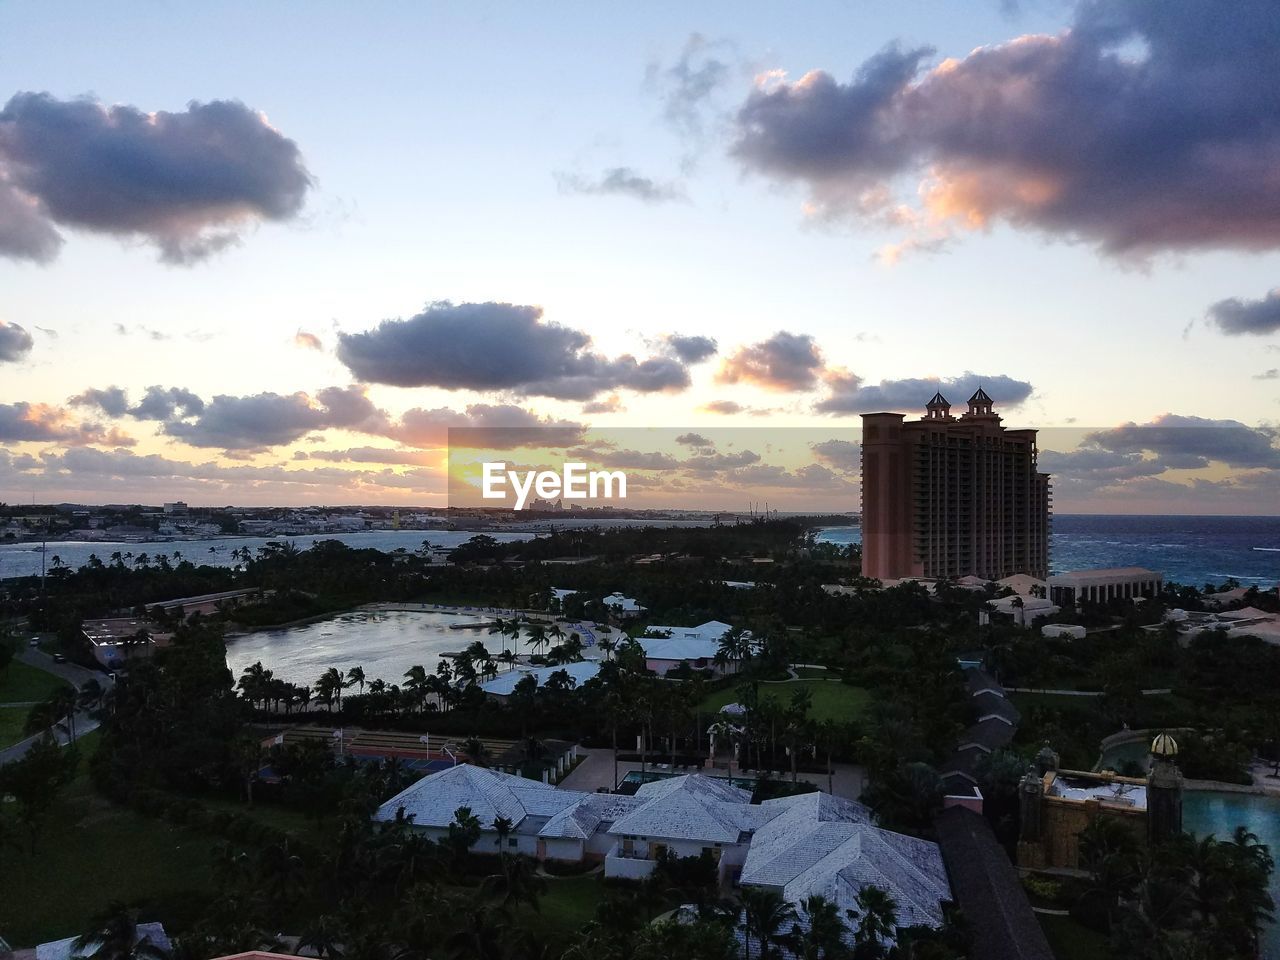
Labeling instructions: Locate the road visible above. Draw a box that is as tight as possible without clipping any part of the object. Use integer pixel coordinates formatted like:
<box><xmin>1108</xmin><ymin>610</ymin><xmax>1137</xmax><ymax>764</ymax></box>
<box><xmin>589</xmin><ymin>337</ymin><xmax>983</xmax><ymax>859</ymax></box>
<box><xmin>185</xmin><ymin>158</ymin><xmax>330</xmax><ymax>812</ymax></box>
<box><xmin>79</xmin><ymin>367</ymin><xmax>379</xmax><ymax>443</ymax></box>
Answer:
<box><xmin>0</xmin><ymin>647</ymin><xmax>113</xmax><ymax>766</ymax></box>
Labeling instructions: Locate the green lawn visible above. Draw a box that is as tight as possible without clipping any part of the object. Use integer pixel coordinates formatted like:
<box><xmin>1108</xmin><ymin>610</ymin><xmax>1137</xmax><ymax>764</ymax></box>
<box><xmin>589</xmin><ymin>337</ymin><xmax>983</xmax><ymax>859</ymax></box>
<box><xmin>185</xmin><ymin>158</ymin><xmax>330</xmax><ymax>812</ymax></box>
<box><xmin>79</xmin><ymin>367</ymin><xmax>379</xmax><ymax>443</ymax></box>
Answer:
<box><xmin>0</xmin><ymin>704</ymin><xmax>30</xmax><ymax>748</ymax></box>
<box><xmin>0</xmin><ymin>659</ymin><xmax>70</xmax><ymax>703</ymax></box>
<box><xmin>529</xmin><ymin>874</ymin><xmax>605</xmax><ymax>938</ymax></box>
<box><xmin>0</xmin><ymin>733</ymin><xmax>221</xmax><ymax>946</ymax></box>
<box><xmin>700</xmin><ymin>678</ymin><xmax>873</xmax><ymax>723</ymax></box>
<box><xmin>1038</xmin><ymin>914</ymin><xmax>1111</xmax><ymax>960</ymax></box>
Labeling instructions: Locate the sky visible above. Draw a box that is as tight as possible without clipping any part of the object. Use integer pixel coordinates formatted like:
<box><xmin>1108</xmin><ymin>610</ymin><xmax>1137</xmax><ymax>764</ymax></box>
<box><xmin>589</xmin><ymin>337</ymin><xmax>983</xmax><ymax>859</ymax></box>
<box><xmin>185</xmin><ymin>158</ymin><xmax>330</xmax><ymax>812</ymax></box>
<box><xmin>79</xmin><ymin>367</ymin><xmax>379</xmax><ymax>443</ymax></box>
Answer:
<box><xmin>0</xmin><ymin>0</ymin><xmax>1278</xmax><ymax>512</ymax></box>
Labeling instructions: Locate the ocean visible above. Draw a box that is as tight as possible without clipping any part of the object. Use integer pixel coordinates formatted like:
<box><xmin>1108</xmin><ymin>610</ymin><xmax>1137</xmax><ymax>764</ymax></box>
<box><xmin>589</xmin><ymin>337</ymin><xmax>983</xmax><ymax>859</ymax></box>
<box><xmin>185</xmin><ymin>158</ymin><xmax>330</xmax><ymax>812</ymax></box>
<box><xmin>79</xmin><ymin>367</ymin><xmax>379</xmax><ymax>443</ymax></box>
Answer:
<box><xmin>813</xmin><ymin>514</ymin><xmax>1280</xmax><ymax>588</ymax></box>
<box><xmin>0</xmin><ymin>515</ymin><xmax>1276</xmax><ymax>587</ymax></box>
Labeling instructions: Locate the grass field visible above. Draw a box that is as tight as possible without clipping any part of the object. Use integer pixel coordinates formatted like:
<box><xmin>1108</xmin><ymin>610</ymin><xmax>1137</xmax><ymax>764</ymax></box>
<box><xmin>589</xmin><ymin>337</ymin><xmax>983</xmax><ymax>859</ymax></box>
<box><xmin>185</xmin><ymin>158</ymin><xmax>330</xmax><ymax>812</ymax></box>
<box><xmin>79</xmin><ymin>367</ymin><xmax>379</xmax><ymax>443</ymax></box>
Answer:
<box><xmin>0</xmin><ymin>732</ymin><xmax>221</xmax><ymax>946</ymax></box>
<box><xmin>0</xmin><ymin>704</ymin><xmax>30</xmax><ymax>749</ymax></box>
<box><xmin>0</xmin><ymin>659</ymin><xmax>70</xmax><ymax>703</ymax></box>
<box><xmin>699</xmin><ymin>678</ymin><xmax>873</xmax><ymax>723</ymax></box>
<box><xmin>528</xmin><ymin>874</ymin><xmax>605</xmax><ymax>938</ymax></box>
<box><xmin>1038</xmin><ymin>914</ymin><xmax>1111</xmax><ymax>960</ymax></box>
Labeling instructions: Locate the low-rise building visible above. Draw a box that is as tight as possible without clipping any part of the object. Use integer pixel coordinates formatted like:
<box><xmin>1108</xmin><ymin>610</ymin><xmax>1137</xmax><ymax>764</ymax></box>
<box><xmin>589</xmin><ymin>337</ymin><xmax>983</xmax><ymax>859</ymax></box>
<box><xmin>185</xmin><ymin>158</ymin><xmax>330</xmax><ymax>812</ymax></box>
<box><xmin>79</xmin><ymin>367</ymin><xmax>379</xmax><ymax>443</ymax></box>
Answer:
<box><xmin>1047</xmin><ymin>567</ymin><xmax>1162</xmax><ymax>606</ymax></box>
<box><xmin>477</xmin><ymin>660</ymin><xmax>600</xmax><ymax>699</ymax></box>
<box><xmin>639</xmin><ymin>620</ymin><xmax>738</xmax><ymax>675</ymax></box>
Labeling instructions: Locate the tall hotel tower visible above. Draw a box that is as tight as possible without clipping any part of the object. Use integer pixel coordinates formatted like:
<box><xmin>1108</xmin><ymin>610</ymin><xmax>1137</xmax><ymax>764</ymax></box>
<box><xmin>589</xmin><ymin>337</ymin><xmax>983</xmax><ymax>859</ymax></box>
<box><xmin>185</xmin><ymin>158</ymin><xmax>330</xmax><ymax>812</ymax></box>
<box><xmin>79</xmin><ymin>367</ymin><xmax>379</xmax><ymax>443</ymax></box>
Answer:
<box><xmin>860</xmin><ymin>389</ymin><xmax>1051</xmax><ymax>581</ymax></box>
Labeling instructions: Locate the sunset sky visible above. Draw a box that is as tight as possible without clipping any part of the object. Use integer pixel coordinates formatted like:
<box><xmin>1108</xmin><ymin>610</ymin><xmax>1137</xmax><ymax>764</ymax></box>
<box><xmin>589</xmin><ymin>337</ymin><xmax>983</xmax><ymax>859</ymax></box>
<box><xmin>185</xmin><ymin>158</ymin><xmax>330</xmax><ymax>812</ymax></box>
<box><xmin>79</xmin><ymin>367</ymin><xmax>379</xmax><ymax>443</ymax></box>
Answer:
<box><xmin>1</xmin><ymin>0</ymin><xmax>1278</xmax><ymax>512</ymax></box>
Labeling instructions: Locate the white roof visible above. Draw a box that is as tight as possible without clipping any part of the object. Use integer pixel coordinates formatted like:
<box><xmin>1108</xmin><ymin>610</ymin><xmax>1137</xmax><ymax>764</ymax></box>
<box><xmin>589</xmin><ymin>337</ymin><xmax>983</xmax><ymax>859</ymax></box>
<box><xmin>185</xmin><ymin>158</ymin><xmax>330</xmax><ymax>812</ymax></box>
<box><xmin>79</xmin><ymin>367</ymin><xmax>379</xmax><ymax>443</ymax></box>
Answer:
<box><xmin>374</xmin><ymin>763</ymin><xmax>583</xmax><ymax>830</ymax></box>
<box><xmin>551</xmin><ymin>588</ymin><xmax>578</xmax><ymax>601</ymax></box>
<box><xmin>602</xmin><ymin>592</ymin><xmax>646</xmax><ymax>612</ymax></box>
<box><xmin>1217</xmin><ymin>606</ymin><xmax>1274</xmax><ymax>621</ymax></box>
<box><xmin>741</xmin><ymin>792</ymin><xmax>950</xmax><ymax>930</ymax></box>
<box><xmin>1048</xmin><ymin>567</ymin><xmax>1161</xmax><ymax>585</ymax></box>
<box><xmin>641</xmin><ymin>620</ymin><xmax>736</xmax><ymax>661</ymax></box>
<box><xmin>538</xmin><ymin>791</ymin><xmax>646</xmax><ymax>840</ymax></box>
<box><xmin>39</xmin><ymin>924</ymin><xmax>172</xmax><ymax>960</ymax></box>
<box><xmin>478</xmin><ymin>660</ymin><xmax>600</xmax><ymax>696</ymax></box>
<box><xmin>611</xmin><ymin>774</ymin><xmax>767</xmax><ymax>843</ymax></box>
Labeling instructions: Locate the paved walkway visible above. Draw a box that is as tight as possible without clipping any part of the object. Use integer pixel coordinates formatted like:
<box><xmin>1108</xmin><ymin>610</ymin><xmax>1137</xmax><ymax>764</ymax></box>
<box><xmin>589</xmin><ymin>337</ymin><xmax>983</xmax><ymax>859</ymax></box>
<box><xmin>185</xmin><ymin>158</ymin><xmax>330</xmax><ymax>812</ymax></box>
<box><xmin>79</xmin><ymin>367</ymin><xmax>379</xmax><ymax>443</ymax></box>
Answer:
<box><xmin>0</xmin><ymin>649</ymin><xmax>112</xmax><ymax>766</ymax></box>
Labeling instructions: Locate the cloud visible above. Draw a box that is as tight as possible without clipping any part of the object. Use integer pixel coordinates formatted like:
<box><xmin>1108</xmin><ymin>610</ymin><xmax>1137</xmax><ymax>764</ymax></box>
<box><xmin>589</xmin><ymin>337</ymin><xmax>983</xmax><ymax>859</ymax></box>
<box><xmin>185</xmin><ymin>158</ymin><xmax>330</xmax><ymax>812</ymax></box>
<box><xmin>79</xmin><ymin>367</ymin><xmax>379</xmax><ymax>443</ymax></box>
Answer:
<box><xmin>564</xmin><ymin>447</ymin><xmax>681</xmax><ymax>471</ymax></box>
<box><xmin>129</xmin><ymin>386</ymin><xmax>206</xmax><ymax>421</ymax></box>
<box><xmin>817</xmin><ymin>371</ymin><xmax>1033</xmax><ymax>414</ymax></box>
<box><xmin>389</xmin><ymin>403</ymin><xmax>587</xmax><ymax>450</ymax></box>
<box><xmin>1254</xmin><ymin>369</ymin><xmax>1279</xmax><ymax>380</ymax></box>
<box><xmin>683</xmin><ymin>449</ymin><xmax>762</xmax><ymax>472</ymax></box>
<box><xmin>69</xmin><ymin>386</ymin><xmax>130</xmax><ymax>417</ymax></box>
<box><xmin>675</xmin><ymin>432</ymin><xmax>714</xmax><ymax>448</ymax></box>
<box><xmin>810</xmin><ymin>438</ymin><xmax>861</xmax><ymax>473</ymax></box>
<box><xmin>0</xmin><ymin>401</ymin><xmax>123</xmax><ymax>444</ymax></box>
<box><xmin>301</xmin><ymin>447</ymin><xmax>437</xmax><ymax>466</ymax></box>
<box><xmin>701</xmin><ymin>400</ymin><xmax>746</xmax><ymax>415</ymax></box>
<box><xmin>337</xmin><ymin>301</ymin><xmax>692</xmax><ymax>400</ymax></box>
<box><xmin>1208</xmin><ymin>289</ymin><xmax>1280</xmax><ymax>336</ymax></box>
<box><xmin>556</xmin><ymin>167</ymin><xmax>686</xmax><ymax>204</ymax></box>
<box><xmin>663</xmin><ymin>334</ymin><xmax>718</xmax><ymax>363</ymax></box>
<box><xmin>732</xmin><ymin>1</ymin><xmax>1280</xmax><ymax>258</ymax></box>
<box><xmin>295</xmin><ymin>330</ymin><xmax>323</xmax><ymax>350</ymax></box>
<box><xmin>161</xmin><ymin>385</ymin><xmax>385</xmax><ymax>452</ymax></box>
<box><xmin>581</xmin><ymin>394</ymin><xmax>624</xmax><ymax>415</ymax></box>
<box><xmin>0</xmin><ymin>319</ymin><xmax>33</xmax><ymax>362</ymax></box>
<box><xmin>0</xmin><ymin>93</ymin><xmax>311</xmax><ymax>263</ymax></box>
<box><xmin>1083</xmin><ymin>414</ymin><xmax>1280</xmax><ymax>471</ymax></box>
<box><xmin>717</xmin><ymin>331</ymin><xmax>825</xmax><ymax>391</ymax></box>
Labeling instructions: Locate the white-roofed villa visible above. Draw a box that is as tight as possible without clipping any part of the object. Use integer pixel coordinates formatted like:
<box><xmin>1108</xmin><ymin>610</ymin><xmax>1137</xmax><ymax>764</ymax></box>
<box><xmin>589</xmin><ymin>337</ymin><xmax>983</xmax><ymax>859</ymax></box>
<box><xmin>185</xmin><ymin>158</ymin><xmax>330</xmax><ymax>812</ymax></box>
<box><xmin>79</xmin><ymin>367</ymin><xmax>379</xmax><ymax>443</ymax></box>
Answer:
<box><xmin>374</xmin><ymin>767</ymin><xmax>953</xmax><ymax>942</ymax></box>
<box><xmin>639</xmin><ymin>620</ymin><xmax>746</xmax><ymax>676</ymax></box>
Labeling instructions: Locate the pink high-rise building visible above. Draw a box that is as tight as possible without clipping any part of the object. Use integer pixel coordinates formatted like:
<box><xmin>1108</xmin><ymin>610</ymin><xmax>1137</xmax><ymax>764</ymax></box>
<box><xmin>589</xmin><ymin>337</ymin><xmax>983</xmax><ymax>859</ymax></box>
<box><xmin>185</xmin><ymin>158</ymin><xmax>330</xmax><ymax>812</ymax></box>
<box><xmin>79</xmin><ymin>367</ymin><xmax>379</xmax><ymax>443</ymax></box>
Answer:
<box><xmin>860</xmin><ymin>389</ymin><xmax>1051</xmax><ymax>581</ymax></box>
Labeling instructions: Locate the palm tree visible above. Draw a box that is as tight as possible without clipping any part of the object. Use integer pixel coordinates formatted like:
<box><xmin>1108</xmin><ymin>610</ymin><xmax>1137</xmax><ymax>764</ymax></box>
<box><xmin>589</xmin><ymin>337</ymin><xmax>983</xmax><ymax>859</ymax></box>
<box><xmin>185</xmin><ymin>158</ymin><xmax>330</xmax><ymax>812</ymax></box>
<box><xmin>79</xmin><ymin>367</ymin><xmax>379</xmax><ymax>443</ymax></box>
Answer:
<box><xmin>786</xmin><ymin>894</ymin><xmax>848</xmax><ymax>960</ymax></box>
<box><xmin>346</xmin><ymin>665</ymin><xmax>366</xmax><ymax>695</ymax></box>
<box><xmin>74</xmin><ymin>902</ymin><xmax>170</xmax><ymax>960</ymax></box>
<box><xmin>464</xmin><ymin>736</ymin><xmax>491</xmax><ymax>767</ymax></box>
<box><xmin>741</xmin><ymin>886</ymin><xmax>797</xmax><ymax>960</ymax></box>
<box><xmin>848</xmin><ymin>884</ymin><xmax>899</xmax><ymax>953</ymax></box>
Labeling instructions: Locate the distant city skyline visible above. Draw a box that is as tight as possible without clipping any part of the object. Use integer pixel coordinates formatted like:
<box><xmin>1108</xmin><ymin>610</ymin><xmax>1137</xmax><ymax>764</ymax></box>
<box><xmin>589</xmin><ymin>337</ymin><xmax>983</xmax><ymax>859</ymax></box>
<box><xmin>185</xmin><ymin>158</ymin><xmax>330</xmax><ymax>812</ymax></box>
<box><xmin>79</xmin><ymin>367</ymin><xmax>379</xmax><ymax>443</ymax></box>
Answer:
<box><xmin>1</xmin><ymin>0</ymin><xmax>1277</xmax><ymax>512</ymax></box>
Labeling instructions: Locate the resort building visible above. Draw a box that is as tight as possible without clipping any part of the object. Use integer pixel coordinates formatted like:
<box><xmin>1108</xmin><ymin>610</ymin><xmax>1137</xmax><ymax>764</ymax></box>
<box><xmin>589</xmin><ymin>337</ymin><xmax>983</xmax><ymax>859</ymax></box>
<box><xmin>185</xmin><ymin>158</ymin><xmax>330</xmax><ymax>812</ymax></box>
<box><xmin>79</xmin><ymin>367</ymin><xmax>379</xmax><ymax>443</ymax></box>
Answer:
<box><xmin>601</xmin><ymin>592</ymin><xmax>647</xmax><ymax>617</ymax></box>
<box><xmin>375</xmin><ymin>768</ymin><xmax>953</xmax><ymax>927</ymax></box>
<box><xmin>80</xmin><ymin>617</ymin><xmax>171</xmax><ymax>668</ymax></box>
<box><xmin>1047</xmin><ymin>567</ymin><xmax>1162</xmax><ymax>606</ymax></box>
<box><xmin>639</xmin><ymin>620</ymin><xmax>738</xmax><ymax>675</ymax></box>
<box><xmin>860</xmin><ymin>390</ymin><xmax>1051</xmax><ymax>582</ymax></box>
<box><xmin>477</xmin><ymin>660</ymin><xmax>601</xmax><ymax>699</ymax></box>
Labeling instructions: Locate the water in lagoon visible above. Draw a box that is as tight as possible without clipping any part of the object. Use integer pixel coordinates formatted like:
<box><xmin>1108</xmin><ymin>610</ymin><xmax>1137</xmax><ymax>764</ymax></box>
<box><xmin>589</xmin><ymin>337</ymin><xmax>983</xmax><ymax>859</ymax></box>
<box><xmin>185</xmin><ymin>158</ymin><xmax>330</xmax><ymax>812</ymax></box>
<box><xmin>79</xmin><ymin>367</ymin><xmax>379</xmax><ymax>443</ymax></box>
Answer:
<box><xmin>1183</xmin><ymin>790</ymin><xmax>1280</xmax><ymax>958</ymax></box>
<box><xmin>225</xmin><ymin>609</ymin><xmax>546</xmax><ymax>689</ymax></box>
<box><xmin>815</xmin><ymin>514</ymin><xmax>1280</xmax><ymax>587</ymax></box>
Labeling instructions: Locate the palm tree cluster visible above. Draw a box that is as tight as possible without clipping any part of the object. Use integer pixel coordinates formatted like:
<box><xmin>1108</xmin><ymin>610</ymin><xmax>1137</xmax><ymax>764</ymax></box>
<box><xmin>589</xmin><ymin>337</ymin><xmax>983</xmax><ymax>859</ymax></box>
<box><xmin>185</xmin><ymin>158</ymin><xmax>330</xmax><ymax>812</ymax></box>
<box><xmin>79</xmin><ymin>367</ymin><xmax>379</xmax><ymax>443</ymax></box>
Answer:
<box><xmin>1077</xmin><ymin>816</ymin><xmax>1275</xmax><ymax>958</ymax></box>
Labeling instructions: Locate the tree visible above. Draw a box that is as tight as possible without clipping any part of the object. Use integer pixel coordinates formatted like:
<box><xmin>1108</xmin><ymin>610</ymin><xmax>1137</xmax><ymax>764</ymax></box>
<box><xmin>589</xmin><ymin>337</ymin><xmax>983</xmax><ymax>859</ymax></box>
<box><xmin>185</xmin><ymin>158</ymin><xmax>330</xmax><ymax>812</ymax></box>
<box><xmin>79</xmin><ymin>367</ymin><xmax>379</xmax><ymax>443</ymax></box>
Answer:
<box><xmin>0</xmin><ymin>733</ymin><xmax>78</xmax><ymax>852</ymax></box>
<box><xmin>741</xmin><ymin>886</ymin><xmax>798</xmax><ymax>960</ymax></box>
<box><xmin>346</xmin><ymin>665</ymin><xmax>366</xmax><ymax>695</ymax></box>
<box><xmin>786</xmin><ymin>894</ymin><xmax>849</xmax><ymax>960</ymax></box>
<box><xmin>447</xmin><ymin>805</ymin><xmax>482</xmax><ymax>871</ymax></box>
<box><xmin>848</xmin><ymin>884</ymin><xmax>898</xmax><ymax>958</ymax></box>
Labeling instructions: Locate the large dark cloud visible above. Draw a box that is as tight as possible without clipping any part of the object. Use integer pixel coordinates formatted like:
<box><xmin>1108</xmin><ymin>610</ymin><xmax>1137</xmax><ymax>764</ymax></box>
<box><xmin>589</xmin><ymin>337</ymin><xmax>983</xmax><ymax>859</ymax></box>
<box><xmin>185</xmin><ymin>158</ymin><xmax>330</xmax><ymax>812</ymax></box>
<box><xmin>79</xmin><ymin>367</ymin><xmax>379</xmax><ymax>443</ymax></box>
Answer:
<box><xmin>69</xmin><ymin>386</ymin><xmax>130</xmax><ymax>417</ymax></box>
<box><xmin>733</xmin><ymin>0</ymin><xmax>1280</xmax><ymax>258</ymax></box>
<box><xmin>337</xmin><ymin>301</ymin><xmax>692</xmax><ymax>401</ymax></box>
<box><xmin>817</xmin><ymin>371</ymin><xmax>1033</xmax><ymax>414</ymax></box>
<box><xmin>0</xmin><ymin>93</ymin><xmax>311</xmax><ymax>263</ymax></box>
<box><xmin>1083</xmin><ymin>415</ymin><xmax>1280</xmax><ymax>470</ymax></box>
<box><xmin>810</xmin><ymin>438</ymin><xmax>861</xmax><ymax>473</ymax></box>
<box><xmin>1208</xmin><ymin>289</ymin><xmax>1280</xmax><ymax>336</ymax></box>
<box><xmin>0</xmin><ymin>401</ymin><xmax>127</xmax><ymax>445</ymax></box>
<box><xmin>0</xmin><ymin>320</ymin><xmax>33</xmax><ymax>362</ymax></box>
<box><xmin>161</xmin><ymin>386</ymin><xmax>384</xmax><ymax>452</ymax></box>
<box><xmin>717</xmin><ymin>331</ymin><xmax>825</xmax><ymax>391</ymax></box>
<box><xmin>129</xmin><ymin>386</ymin><xmax>207</xmax><ymax>421</ymax></box>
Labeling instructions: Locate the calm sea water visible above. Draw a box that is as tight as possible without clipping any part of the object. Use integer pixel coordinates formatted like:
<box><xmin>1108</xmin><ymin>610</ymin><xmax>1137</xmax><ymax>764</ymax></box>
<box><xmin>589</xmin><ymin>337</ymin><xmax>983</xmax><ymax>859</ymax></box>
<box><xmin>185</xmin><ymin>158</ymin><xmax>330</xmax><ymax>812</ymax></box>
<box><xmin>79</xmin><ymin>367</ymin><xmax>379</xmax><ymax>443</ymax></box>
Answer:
<box><xmin>815</xmin><ymin>515</ymin><xmax>1280</xmax><ymax>587</ymax></box>
<box><xmin>2</xmin><ymin>516</ymin><xmax>1276</xmax><ymax>587</ymax></box>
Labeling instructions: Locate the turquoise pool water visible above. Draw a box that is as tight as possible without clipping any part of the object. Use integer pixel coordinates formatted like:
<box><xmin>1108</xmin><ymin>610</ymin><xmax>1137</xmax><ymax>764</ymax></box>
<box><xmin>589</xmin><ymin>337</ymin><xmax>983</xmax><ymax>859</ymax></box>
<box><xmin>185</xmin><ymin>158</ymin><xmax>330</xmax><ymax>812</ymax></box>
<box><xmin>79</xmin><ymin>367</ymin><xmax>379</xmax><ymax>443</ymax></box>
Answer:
<box><xmin>1184</xmin><ymin>790</ymin><xmax>1280</xmax><ymax>957</ymax></box>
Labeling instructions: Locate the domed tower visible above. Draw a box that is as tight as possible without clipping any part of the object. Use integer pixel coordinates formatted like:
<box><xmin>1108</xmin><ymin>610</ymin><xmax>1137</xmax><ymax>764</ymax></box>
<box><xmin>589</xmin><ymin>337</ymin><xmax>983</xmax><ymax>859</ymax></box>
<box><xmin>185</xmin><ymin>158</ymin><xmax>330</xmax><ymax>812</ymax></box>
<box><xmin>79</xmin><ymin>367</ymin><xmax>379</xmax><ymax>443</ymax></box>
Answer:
<box><xmin>925</xmin><ymin>391</ymin><xmax>952</xmax><ymax>421</ymax></box>
<box><xmin>1147</xmin><ymin>733</ymin><xmax>1183</xmax><ymax>846</ymax></box>
<box><xmin>966</xmin><ymin>386</ymin><xmax>995</xmax><ymax>417</ymax></box>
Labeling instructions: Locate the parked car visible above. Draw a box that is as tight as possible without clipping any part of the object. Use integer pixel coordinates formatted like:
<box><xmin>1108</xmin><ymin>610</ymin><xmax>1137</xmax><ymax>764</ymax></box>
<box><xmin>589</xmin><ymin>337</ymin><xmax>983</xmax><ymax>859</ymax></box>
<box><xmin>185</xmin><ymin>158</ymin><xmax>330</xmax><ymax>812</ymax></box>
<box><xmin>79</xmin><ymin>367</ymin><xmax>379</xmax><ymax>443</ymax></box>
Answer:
<box><xmin>52</xmin><ymin>653</ymin><xmax>67</xmax><ymax>663</ymax></box>
<box><xmin>28</xmin><ymin>637</ymin><xmax>39</xmax><ymax>646</ymax></box>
